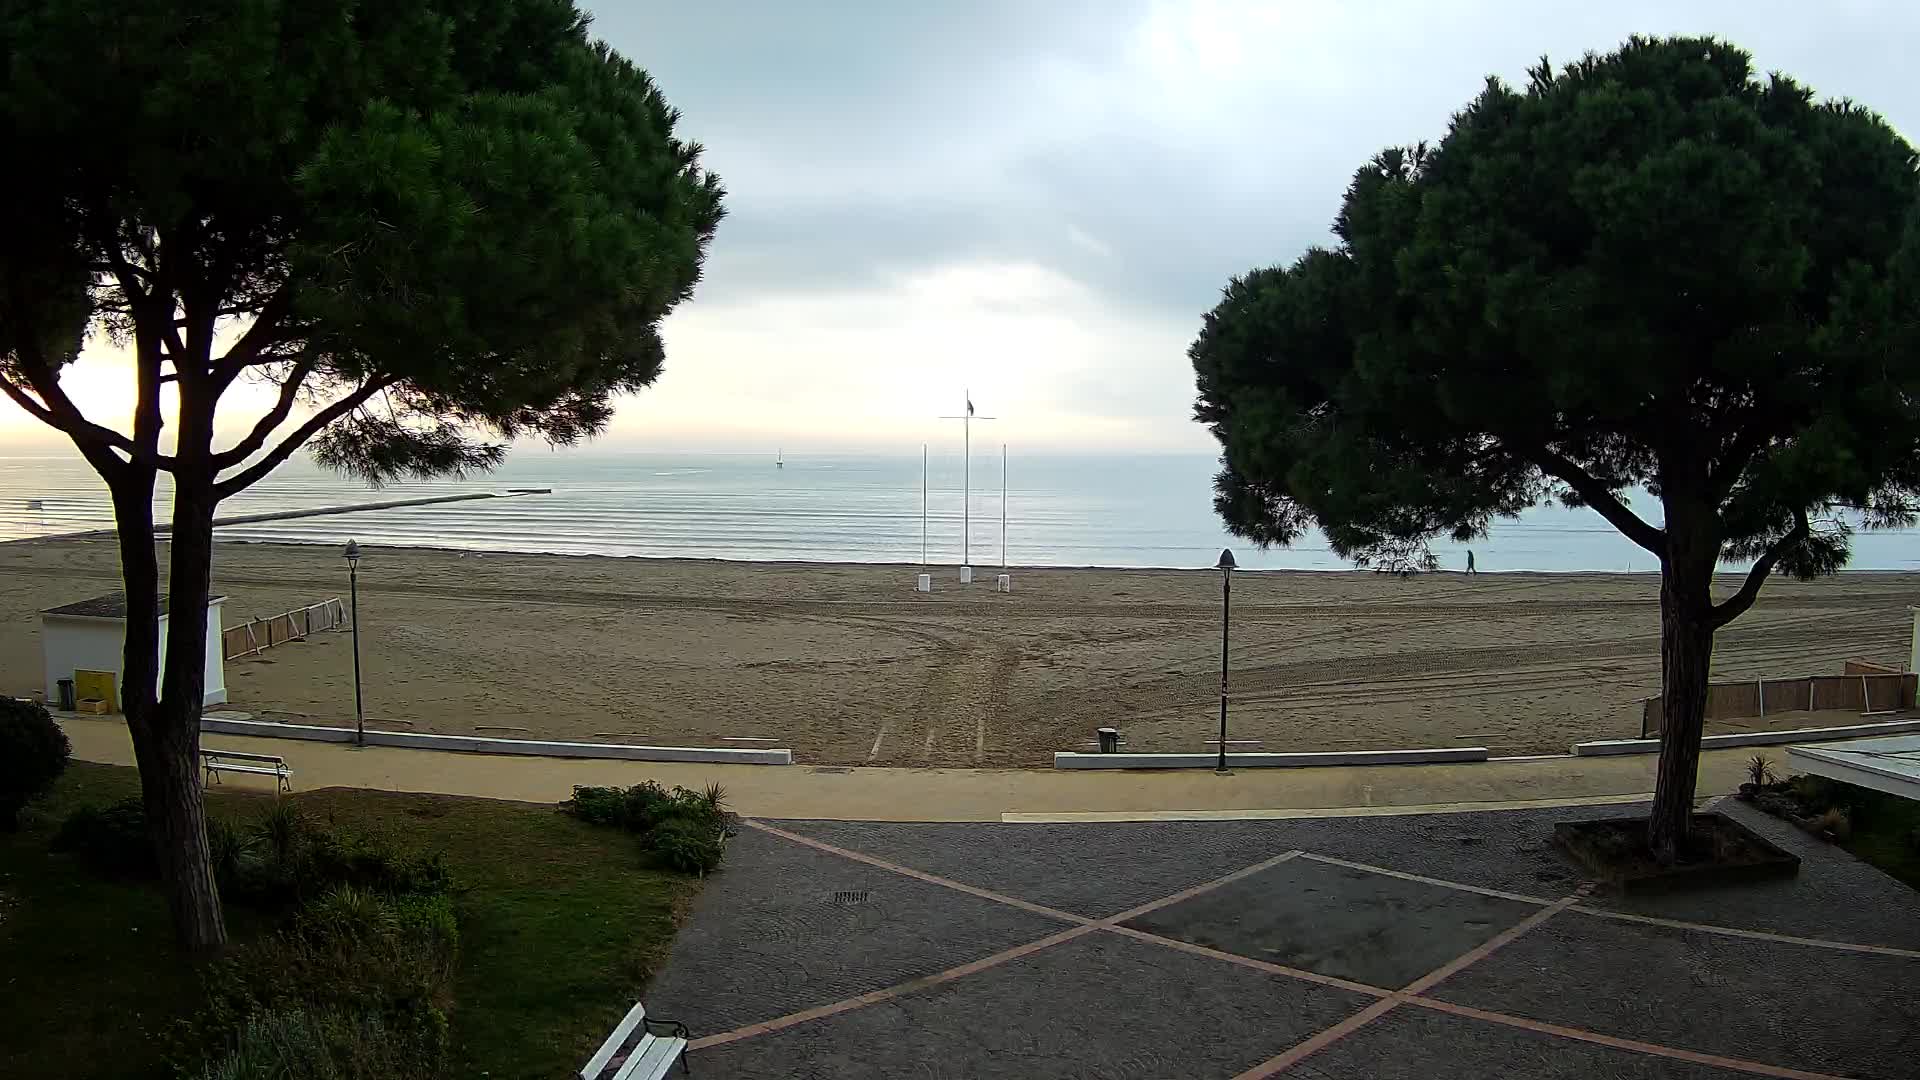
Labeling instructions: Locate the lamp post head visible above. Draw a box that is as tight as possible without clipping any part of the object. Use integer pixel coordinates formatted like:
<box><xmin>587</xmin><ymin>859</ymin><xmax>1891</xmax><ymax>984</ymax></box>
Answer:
<box><xmin>1216</xmin><ymin>548</ymin><xmax>1236</xmax><ymax>572</ymax></box>
<box><xmin>343</xmin><ymin>539</ymin><xmax>361</xmax><ymax>568</ymax></box>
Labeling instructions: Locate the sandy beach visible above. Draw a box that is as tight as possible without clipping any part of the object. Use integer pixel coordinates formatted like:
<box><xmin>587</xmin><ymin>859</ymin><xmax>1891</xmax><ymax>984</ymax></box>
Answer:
<box><xmin>2</xmin><ymin>538</ymin><xmax>1914</xmax><ymax>767</ymax></box>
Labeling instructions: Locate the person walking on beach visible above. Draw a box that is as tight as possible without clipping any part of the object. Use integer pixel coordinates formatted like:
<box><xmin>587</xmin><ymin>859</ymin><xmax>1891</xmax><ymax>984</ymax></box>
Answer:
<box><xmin>1466</xmin><ymin>550</ymin><xmax>1476</xmax><ymax>575</ymax></box>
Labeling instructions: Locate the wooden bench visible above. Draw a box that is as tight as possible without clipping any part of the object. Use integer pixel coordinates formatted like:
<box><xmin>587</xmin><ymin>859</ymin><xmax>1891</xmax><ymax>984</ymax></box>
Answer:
<box><xmin>580</xmin><ymin>1000</ymin><xmax>689</xmax><ymax>1079</ymax></box>
<box><xmin>200</xmin><ymin>748</ymin><xmax>293</xmax><ymax>794</ymax></box>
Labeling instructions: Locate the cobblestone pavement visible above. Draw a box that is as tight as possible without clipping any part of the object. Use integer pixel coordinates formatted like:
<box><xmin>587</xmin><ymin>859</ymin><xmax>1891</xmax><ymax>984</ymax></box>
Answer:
<box><xmin>647</xmin><ymin>800</ymin><xmax>1920</xmax><ymax>1078</ymax></box>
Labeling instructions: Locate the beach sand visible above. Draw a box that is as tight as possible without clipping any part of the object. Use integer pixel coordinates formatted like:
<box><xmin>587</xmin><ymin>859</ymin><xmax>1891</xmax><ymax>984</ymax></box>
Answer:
<box><xmin>2</xmin><ymin>538</ymin><xmax>1913</xmax><ymax>766</ymax></box>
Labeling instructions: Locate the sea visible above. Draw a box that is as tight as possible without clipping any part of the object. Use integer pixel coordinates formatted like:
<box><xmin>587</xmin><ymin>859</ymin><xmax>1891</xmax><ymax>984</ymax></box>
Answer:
<box><xmin>0</xmin><ymin>449</ymin><xmax>1916</xmax><ymax>572</ymax></box>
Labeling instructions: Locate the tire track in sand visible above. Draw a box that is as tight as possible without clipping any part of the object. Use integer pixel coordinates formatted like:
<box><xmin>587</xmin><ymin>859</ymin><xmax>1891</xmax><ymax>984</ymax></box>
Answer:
<box><xmin>864</xmin><ymin>643</ymin><xmax>1019</xmax><ymax>766</ymax></box>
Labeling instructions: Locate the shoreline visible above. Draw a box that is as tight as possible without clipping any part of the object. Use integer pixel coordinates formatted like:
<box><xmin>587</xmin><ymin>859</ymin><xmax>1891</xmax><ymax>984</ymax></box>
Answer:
<box><xmin>173</xmin><ymin>534</ymin><xmax>1920</xmax><ymax>578</ymax></box>
<box><xmin>31</xmin><ymin>529</ymin><xmax>1908</xmax><ymax>578</ymax></box>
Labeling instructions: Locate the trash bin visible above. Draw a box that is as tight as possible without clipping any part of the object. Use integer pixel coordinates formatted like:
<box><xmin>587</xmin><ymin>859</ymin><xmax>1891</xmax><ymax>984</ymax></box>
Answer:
<box><xmin>57</xmin><ymin>678</ymin><xmax>76</xmax><ymax>711</ymax></box>
<box><xmin>1097</xmin><ymin>727</ymin><xmax>1120</xmax><ymax>754</ymax></box>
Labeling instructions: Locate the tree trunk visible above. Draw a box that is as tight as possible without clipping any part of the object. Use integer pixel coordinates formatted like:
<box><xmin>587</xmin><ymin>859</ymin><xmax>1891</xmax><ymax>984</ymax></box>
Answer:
<box><xmin>1647</xmin><ymin>512</ymin><xmax>1719</xmax><ymax>864</ymax></box>
<box><xmin>155</xmin><ymin>461</ymin><xmax>227</xmax><ymax>951</ymax></box>
<box><xmin>108</xmin><ymin>469</ymin><xmax>226</xmax><ymax>951</ymax></box>
<box><xmin>129</xmin><ymin>691</ymin><xmax>225</xmax><ymax>951</ymax></box>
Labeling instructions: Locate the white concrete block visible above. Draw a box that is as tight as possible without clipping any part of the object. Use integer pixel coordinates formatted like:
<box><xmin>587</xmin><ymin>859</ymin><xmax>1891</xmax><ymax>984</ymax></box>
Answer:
<box><xmin>1572</xmin><ymin>716</ymin><xmax>1920</xmax><ymax>756</ymax></box>
<box><xmin>197</xmin><ymin>716</ymin><xmax>795</xmax><ymax>764</ymax></box>
<box><xmin>1052</xmin><ymin>747</ymin><xmax>1488</xmax><ymax>770</ymax></box>
<box><xmin>996</xmin><ymin>574</ymin><xmax>1011</xmax><ymax>592</ymax></box>
<box><xmin>959</xmin><ymin>565</ymin><xmax>973</xmax><ymax>584</ymax></box>
<box><xmin>915</xmin><ymin>573</ymin><xmax>931</xmax><ymax>593</ymax></box>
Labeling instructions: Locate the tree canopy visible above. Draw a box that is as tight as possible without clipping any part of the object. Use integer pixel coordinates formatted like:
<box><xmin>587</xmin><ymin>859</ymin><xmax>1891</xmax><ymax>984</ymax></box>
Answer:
<box><xmin>0</xmin><ymin>0</ymin><xmax>722</xmax><ymax>949</ymax></box>
<box><xmin>1</xmin><ymin>0</ymin><xmax>724</xmax><ymax>486</ymax></box>
<box><xmin>1196</xmin><ymin>36</ymin><xmax>1920</xmax><ymax>586</ymax></box>
<box><xmin>1191</xmin><ymin>35</ymin><xmax>1920</xmax><ymax>858</ymax></box>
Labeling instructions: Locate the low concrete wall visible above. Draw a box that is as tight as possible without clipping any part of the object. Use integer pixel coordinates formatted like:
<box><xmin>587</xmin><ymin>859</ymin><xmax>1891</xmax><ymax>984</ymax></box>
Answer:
<box><xmin>199</xmin><ymin>716</ymin><xmax>793</xmax><ymax>765</ymax></box>
<box><xmin>1574</xmin><ymin>716</ymin><xmax>1920</xmax><ymax>757</ymax></box>
<box><xmin>1053</xmin><ymin>747</ymin><xmax>1488</xmax><ymax>770</ymax></box>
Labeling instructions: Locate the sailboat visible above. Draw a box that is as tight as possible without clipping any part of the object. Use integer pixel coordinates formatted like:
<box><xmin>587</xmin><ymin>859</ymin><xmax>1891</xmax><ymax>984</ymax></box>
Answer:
<box><xmin>776</xmin><ymin>448</ymin><xmax>783</xmax><ymax>469</ymax></box>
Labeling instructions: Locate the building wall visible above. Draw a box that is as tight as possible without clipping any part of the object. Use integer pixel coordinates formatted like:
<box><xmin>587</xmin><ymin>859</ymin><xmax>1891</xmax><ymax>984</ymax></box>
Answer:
<box><xmin>40</xmin><ymin>600</ymin><xmax>228</xmax><ymax>709</ymax></box>
<box><xmin>201</xmin><ymin>600</ymin><xmax>226</xmax><ymax>705</ymax></box>
<box><xmin>41</xmin><ymin>617</ymin><xmax>127</xmax><ymax>707</ymax></box>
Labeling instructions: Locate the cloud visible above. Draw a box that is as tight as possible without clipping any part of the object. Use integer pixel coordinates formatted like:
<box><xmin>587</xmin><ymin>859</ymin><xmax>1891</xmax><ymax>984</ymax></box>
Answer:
<box><xmin>10</xmin><ymin>1</ymin><xmax>1920</xmax><ymax>455</ymax></box>
<box><xmin>1065</xmin><ymin>225</ymin><xmax>1114</xmax><ymax>259</ymax></box>
<box><xmin>621</xmin><ymin>258</ymin><xmax>1202</xmax><ymax>451</ymax></box>
<box><xmin>598</xmin><ymin>0</ymin><xmax>1920</xmax><ymax>451</ymax></box>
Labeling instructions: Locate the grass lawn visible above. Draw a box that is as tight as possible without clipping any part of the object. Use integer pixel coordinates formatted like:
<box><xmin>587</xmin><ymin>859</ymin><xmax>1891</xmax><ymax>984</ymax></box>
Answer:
<box><xmin>1832</xmin><ymin>779</ymin><xmax>1920</xmax><ymax>890</ymax></box>
<box><xmin>0</xmin><ymin>762</ymin><xmax>703</xmax><ymax>1080</ymax></box>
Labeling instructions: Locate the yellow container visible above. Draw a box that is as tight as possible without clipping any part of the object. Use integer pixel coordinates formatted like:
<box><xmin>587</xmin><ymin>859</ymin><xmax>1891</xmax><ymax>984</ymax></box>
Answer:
<box><xmin>73</xmin><ymin>669</ymin><xmax>117</xmax><ymax>713</ymax></box>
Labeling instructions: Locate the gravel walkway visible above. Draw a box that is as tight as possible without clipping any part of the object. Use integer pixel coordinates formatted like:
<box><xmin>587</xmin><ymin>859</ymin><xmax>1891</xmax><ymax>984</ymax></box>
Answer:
<box><xmin>647</xmin><ymin>799</ymin><xmax>1919</xmax><ymax>1079</ymax></box>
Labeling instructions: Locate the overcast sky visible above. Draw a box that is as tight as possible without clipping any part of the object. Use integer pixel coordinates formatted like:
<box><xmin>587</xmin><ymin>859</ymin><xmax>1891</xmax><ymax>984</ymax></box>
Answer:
<box><xmin>7</xmin><ymin>1</ymin><xmax>1918</xmax><ymax>454</ymax></box>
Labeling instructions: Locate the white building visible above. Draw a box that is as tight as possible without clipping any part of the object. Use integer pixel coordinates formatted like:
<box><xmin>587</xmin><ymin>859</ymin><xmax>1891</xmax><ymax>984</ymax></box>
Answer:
<box><xmin>40</xmin><ymin>592</ymin><xmax>228</xmax><ymax>709</ymax></box>
<box><xmin>1788</xmin><ymin>735</ymin><xmax>1920</xmax><ymax>802</ymax></box>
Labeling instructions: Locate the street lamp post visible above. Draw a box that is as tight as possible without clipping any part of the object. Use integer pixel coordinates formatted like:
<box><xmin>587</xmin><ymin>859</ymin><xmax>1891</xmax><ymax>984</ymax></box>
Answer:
<box><xmin>1215</xmin><ymin>548</ymin><xmax>1235</xmax><ymax>774</ymax></box>
<box><xmin>344</xmin><ymin>540</ymin><xmax>364</xmax><ymax>749</ymax></box>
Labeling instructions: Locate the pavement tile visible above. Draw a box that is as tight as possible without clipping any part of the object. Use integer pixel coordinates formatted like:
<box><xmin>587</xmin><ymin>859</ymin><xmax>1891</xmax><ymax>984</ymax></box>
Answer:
<box><xmin>1123</xmin><ymin>856</ymin><xmax>1541</xmax><ymax>988</ymax></box>
<box><xmin>1430</xmin><ymin>909</ymin><xmax>1920</xmax><ymax>1079</ymax></box>
<box><xmin>645</xmin><ymin>827</ymin><xmax>1069</xmax><ymax>1032</ymax></box>
<box><xmin>690</xmin><ymin>929</ymin><xmax>1376</xmax><ymax>1079</ymax></box>
<box><xmin>1288</xmin><ymin>1006</ymin><xmax>1752</xmax><ymax>1079</ymax></box>
<box><xmin>771</xmin><ymin>817</ymin><xmax>1306</xmax><ymax>918</ymax></box>
<box><xmin>667</xmin><ymin>810</ymin><xmax>1918</xmax><ymax>1078</ymax></box>
<box><xmin>773</xmin><ymin>803</ymin><xmax>1633</xmax><ymax>919</ymax></box>
<box><xmin>1227</xmin><ymin>803</ymin><xmax>1638</xmax><ymax>898</ymax></box>
<box><xmin>1577</xmin><ymin>799</ymin><xmax>1920</xmax><ymax>951</ymax></box>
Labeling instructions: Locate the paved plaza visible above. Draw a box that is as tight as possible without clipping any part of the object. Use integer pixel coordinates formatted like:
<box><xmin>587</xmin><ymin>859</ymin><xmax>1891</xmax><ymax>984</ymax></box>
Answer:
<box><xmin>649</xmin><ymin>799</ymin><xmax>1920</xmax><ymax>1078</ymax></box>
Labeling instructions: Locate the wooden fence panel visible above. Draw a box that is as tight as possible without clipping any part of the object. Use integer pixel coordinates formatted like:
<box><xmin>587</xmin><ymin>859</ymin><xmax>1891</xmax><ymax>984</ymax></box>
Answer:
<box><xmin>1643</xmin><ymin>671</ymin><xmax>1916</xmax><ymax>735</ymax></box>
<box><xmin>223</xmin><ymin>599</ymin><xmax>346</xmax><ymax>660</ymax></box>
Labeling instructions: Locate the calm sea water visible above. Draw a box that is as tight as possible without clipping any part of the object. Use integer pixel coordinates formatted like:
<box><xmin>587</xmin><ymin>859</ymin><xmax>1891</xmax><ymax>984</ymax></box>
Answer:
<box><xmin>0</xmin><ymin>449</ymin><xmax>1915</xmax><ymax>571</ymax></box>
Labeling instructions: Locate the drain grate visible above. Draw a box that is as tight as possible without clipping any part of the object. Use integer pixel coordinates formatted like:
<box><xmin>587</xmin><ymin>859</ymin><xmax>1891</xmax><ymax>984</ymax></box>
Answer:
<box><xmin>830</xmin><ymin>890</ymin><xmax>871</xmax><ymax>906</ymax></box>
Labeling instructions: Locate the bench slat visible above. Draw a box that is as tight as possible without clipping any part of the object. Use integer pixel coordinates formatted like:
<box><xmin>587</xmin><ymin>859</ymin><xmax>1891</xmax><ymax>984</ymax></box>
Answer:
<box><xmin>612</xmin><ymin>1035</ymin><xmax>683</xmax><ymax>1080</ymax></box>
<box><xmin>580</xmin><ymin>1001</ymin><xmax>648</xmax><ymax>1080</ymax></box>
<box><xmin>203</xmin><ymin>750</ymin><xmax>288</xmax><ymax>765</ymax></box>
<box><xmin>202</xmin><ymin>750</ymin><xmax>293</xmax><ymax>793</ymax></box>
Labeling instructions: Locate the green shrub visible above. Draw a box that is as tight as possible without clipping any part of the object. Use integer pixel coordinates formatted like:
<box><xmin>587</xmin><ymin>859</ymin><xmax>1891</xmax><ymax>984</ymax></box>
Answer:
<box><xmin>0</xmin><ymin>698</ymin><xmax>70</xmax><ymax>830</ymax></box>
<box><xmin>221</xmin><ymin>805</ymin><xmax>453</xmax><ymax>911</ymax></box>
<box><xmin>1789</xmin><ymin>774</ymin><xmax>1836</xmax><ymax>813</ymax></box>
<box><xmin>562</xmin><ymin>784</ymin><xmax>633</xmax><ymax>828</ymax></box>
<box><xmin>196</xmin><ymin>1006</ymin><xmax>445</xmax><ymax>1080</ymax></box>
<box><xmin>565</xmin><ymin>781</ymin><xmax>731</xmax><ymax>875</ymax></box>
<box><xmin>1814</xmin><ymin>806</ymin><xmax>1854</xmax><ymax>841</ymax></box>
<box><xmin>305</xmin><ymin>828</ymin><xmax>453</xmax><ymax>898</ymax></box>
<box><xmin>563</xmin><ymin>781</ymin><xmax>683</xmax><ymax>831</ymax></box>
<box><xmin>50</xmin><ymin>797</ymin><xmax>154</xmax><ymax>877</ymax></box>
<box><xmin>645</xmin><ymin>815</ymin><xmax>726</xmax><ymax>875</ymax></box>
<box><xmin>208</xmin><ymin>819</ymin><xmax>256</xmax><ymax>887</ymax></box>
<box><xmin>296</xmin><ymin>883</ymin><xmax>399</xmax><ymax>943</ymax></box>
<box><xmin>186</xmin><ymin>889</ymin><xmax>459</xmax><ymax>1077</ymax></box>
<box><xmin>255</xmin><ymin>801</ymin><xmax>305</xmax><ymax>865</ymax></box>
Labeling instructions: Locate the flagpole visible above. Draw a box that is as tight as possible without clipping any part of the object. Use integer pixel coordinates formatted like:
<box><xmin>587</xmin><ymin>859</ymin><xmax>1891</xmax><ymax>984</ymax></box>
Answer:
<box><xmin>1001</xmin><ymin>442</ymin><xmax>1007</xmax><ymax>569</ymax></box>
<box><xmin>939</xmin><ymin>393</ymin><xmax>993</xmax><ymax>576</ymax></box>
<box><xmin>921</xmin><ymin>443</ymin><xmax>928</xmax><ymax>566</ymax></box>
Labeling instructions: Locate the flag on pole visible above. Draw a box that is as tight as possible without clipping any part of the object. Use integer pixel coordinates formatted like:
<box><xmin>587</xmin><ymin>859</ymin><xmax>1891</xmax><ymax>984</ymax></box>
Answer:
<box><xmin>966</xmin><ymin>395</ymin><xmax>974</xmax><ymax>417</ymax></box>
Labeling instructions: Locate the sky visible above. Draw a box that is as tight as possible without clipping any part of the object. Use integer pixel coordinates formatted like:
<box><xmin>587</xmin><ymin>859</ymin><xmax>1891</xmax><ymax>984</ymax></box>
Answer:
<box><xmin>5</xmin><ymin>1</ymin><xmax>1919</xmax><ymax>455</ymax></box>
